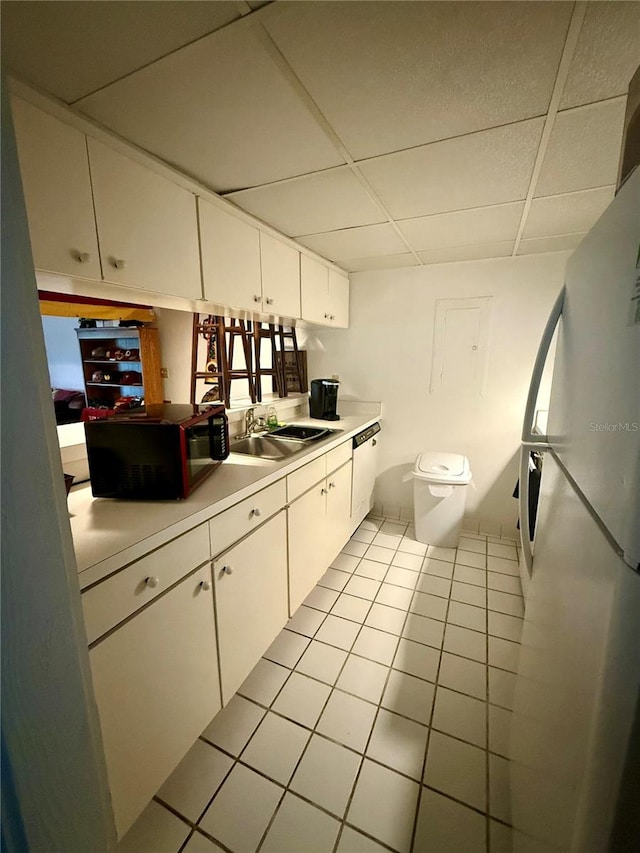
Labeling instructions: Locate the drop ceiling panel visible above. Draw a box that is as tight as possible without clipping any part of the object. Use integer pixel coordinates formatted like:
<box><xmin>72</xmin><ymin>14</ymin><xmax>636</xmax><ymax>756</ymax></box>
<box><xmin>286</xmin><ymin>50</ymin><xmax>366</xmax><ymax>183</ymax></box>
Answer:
<box><xmin>418</xmin><ymin>242</ymin><xmax>514</xmax><ymax>265</ymax></box>
<box><xmin>297</xmin><ymin>224</ymin><xmax>408</xmax><ymax>262</ymax></box>
<box><xmin>524</xmin><ymin>187</ymin><xmax>615</xmax><ymax>239</ymax></box>
<box><xmin>397</xmin><ymin>202</ymin><xmax>524</xmax><ymax>252</ymax></box>
<box><xmin>359</xmin><ymin>118</ymin><xmax>544</xmax><ymax>220</ymax></box>
<box><xmin>517</xmin><ymin>234</ymin><xmax>586</xmax><ymax>256</ymax></box>
<box><xmin>534</xmin><ymin>100</ymin><xmax>626</xmax><ymax>198</ymax></box>
<box><xmin>76</xmin><ymin>24</ymin><xmax>345</xmax><ymax>193</ymax></box>
<box><xmin>559</xmin><ymin>2</ymin><xmax>640</xmax><ymax>109</ymax></box>
<box><xmin>341</xmin><ymin>254</ymin><xmax>418</xmax><ymax>273</ymax></box>
<box><xmin>1</xmin><ymin>1</ymin><xmax>240</xmax><ymax>103</ymax></box>
<box><xmin>225</xmin><ymin>169</ymin><xmax>385</xmax><ymax>237</ymax></box>
<box><xmin>262</xmin><ymin>1</ymin><xmax>571</xmax><ymax>160</ymax></box>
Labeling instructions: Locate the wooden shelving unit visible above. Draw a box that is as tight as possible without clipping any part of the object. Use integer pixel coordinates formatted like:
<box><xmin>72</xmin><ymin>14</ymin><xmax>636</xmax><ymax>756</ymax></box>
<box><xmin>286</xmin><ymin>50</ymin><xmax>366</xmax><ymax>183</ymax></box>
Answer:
<box><xmin>76</xmin><ymin>326</ymin><xmax>163</xmax><ymax>411</ymax></box>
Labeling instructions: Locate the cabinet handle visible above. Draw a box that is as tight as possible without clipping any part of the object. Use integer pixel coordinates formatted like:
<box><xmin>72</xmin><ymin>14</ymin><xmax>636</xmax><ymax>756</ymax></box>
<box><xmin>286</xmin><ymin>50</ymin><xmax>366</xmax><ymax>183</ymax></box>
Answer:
<box><xmin>265</xmin><ymin>297</ymin><xmax>274</xmax><ymax>305</ymax></box>
<box><xmin>112</xmin><ymin>258</ymin><xmax>126</xmax><ymax>270</ymax></box>
<box><xmin>145</xmin><ymin>576</ymin><xmax>159</xmax><ymax>588</ymax></box>
<box><xmin>222</xmin><ymin>565</ymin><xmax>234</xmax><ymax>575</ymax></box>
<box><xmin>251</xmin><ymin>507</ymin><xmax>262</xmax><ymax>517</ymax></box>
<box><xmin>329</xmin><ymin>481</ymin><xmax>336</xmax><ymax>489</ymax></box>
<box><xmin>200</xmin><ymin>579</ymin><xmax>212</xmax><ymax>591</ymax></box>
<box><xmin>321</xmin><ymin>487</ymin><xmax>327</xmax><ymax>495</ymax></box>
<box><xmin>75</xmin><ymin>251</ymin><xmax>91</xmax><ymax>264</ymax></box>
<box><xmin>253</xmin><ymin>295</ymin><xmax>262</xmax><ymax>303</ymax></box>
<box><xmin>372</xmin><ymin>439</ymin><xmax>377</xmax><ymax>447</ymax></box>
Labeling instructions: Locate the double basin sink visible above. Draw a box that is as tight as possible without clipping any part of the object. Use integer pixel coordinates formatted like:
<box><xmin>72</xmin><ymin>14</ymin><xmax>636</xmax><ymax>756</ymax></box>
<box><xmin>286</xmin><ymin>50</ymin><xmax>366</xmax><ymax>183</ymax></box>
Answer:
<box><xmin>232</xmin><ymin>425</ymin><xmax>341</xmax><ymax>461</ymax></box>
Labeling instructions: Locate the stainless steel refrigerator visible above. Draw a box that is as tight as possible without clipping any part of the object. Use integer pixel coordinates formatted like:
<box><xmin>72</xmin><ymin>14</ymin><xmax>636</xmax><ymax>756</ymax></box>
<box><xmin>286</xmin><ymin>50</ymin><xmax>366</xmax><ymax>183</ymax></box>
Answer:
<box><xmin>511</xmin><ymin>167</ymin><xmax>640</xmax><ymax>852</ymax></box>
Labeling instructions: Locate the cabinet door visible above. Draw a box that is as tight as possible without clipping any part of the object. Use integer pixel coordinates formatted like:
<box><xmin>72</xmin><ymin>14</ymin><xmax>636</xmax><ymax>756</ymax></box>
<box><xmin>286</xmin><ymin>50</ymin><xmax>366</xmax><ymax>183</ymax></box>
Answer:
<box><xmin>89</xmin><ymin>565</ymin><xmax>220</xmax><ymax>839</ymax></box>
<box><xmin>11</xmin><ymin>97</ymin><xmax>102</xmax><ymax>280</ymax></box>
<box><xmin>88</xmin><ymin>138</ymin><xmax>201</xmax><ymax>298</ymax></box>
<box><xmin>288</xmin><ymin>481</ymin><xmax>328</xmax><ymax>615</ymax></box>
<box><xmin>260</xmin><ymin>232</ymin><xmax>301</xmax><ymax>320</ymax></box>
<box><xmin>328</xmin><ymin>269</ymin><xmax>350</xmax><ymax>328</ymax></box>
<box><xmin>300</xmin><ymin>254</ymin><xmax>329</xmax><ymax>324</ymax></box>
<box><xmin>326</xmin><ymin>460</ymin><xmax>353</xmax><ymax>566</ymax></box>
<box><xmin>199</xmin><ymin>198</ymin><xmax>262</xmax><ymax>313</ymax></box>
<box><xmin>213</xmin><ymin>512</ymin><xmax>288</xmax><ymax>704</ymax></box>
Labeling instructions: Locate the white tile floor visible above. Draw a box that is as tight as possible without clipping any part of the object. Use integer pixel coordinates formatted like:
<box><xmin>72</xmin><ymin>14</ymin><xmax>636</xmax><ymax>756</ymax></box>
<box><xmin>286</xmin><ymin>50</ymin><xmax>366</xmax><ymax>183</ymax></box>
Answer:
<box><xmin>118</xmin><ymin>517</ymin><xmax>525</xmax><ymax>853</ymax></box>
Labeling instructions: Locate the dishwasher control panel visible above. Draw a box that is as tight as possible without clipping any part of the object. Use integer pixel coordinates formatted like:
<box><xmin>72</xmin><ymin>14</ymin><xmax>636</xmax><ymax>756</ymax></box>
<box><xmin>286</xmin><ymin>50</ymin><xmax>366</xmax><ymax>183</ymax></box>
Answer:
<box><xmin>352</xmin><ymin>422</ymin><xmax>381</xmax><ymax>448</ymax></box>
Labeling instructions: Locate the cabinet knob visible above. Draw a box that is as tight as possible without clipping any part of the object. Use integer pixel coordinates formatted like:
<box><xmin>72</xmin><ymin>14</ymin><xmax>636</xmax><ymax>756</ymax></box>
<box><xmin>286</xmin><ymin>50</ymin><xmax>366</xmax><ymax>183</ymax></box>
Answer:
<box><xmin>324</xmin><ymin>313</ymin><xmax>331</xmax><ymax>319</ymax></box>
<box><xmin>112</xmin><ymin>258</ymin><xmax>126</xmax><ymax>270</ymax></box>
<box><xmin>265</xmin><ymin>297</ymin><xmax>274</xmax><ymax>305</ymax></box>
<box><xmin>330</xmin><ymin>315</ymin><xmax>336</xmax><ymax>321</ymax></box>
<box><xmin>145</xmin><ymin>576</ymin><xmax>159</xmax><ymax>588</ymax></box>
<box><xmin>253</xmin><ymin>295</ymin><xmax>262</xmax><ymax>303</ymax></box>
<box><xmin>372</xmin><ymin>439</ymin><xmax>377</xmax><ymax>447</ymax></box>
<box><xmin>321</xmin><ymin>487</ymin><xmax>327</xmax><ymax>495</ymax></box>
<box><xmin>75</xmin><ymin>251</ymin><xmax>91</xmax><ymax>264</ymax></box>
<box><xmin>222</xmin><ymin>565</ymin><xmax>233</xmax><ymax>575</ymax></box>
<box><xmin>251</xmin><ymin>507</ymin><xmax>262</xmax><ymax>517</ymax></box>
<box><xmin>200</xmin><ymin>579</ymin><xmax>212</xmax><ymax>591</ymax></box>
<box><xmin>329</xmin><ymin>481</ymin><xmax>336</xmax><ymax>489</ymax></box>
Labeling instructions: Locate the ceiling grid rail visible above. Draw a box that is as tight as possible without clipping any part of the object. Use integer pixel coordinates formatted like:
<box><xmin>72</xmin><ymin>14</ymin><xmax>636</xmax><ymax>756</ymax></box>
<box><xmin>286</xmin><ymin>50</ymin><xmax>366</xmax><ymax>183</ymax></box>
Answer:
<box><xmin>251</xmin><ymin>20</ymin><xmax>425</xmax><ymax>265</ymax></box>
<box><xmin>511</xmin><ymin>1</ymin><xmax>588</xmax><ymax>256</ymax></box>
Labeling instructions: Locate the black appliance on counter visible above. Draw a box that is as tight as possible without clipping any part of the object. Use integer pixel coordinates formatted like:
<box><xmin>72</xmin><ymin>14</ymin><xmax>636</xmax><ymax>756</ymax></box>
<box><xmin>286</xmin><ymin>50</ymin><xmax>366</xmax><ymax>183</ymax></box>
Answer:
<box><xmin>84</xmin><ymin>404</ymin><xmax>229</xmax><ymax>499</ymax></box>
<box><xmin>309</xmin><ymin>378</ymin><xmax>340</xmax><ymax>421</ymax></box>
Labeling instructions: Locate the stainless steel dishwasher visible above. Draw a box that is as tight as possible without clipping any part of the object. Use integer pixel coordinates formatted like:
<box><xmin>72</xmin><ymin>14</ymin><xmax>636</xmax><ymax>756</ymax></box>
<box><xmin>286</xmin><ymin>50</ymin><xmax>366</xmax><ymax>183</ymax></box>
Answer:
<box><xmin>351</xmin><ymin>422</ymin><xmax>381</xmax><ymax>532</ymax></box>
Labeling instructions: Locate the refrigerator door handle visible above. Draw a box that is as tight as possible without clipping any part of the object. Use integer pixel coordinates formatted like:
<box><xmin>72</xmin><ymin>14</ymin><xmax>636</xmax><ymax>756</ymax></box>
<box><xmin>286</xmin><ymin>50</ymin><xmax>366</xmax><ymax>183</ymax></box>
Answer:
<box><xmin>521</xmin><ymin>286</ymin><xmax>565</xmax><ymax>444</ymax></box>
<box><xmin>519</xmin><ymin>441</ymin><xmax>550</xmax><ymax>576</ymax></box>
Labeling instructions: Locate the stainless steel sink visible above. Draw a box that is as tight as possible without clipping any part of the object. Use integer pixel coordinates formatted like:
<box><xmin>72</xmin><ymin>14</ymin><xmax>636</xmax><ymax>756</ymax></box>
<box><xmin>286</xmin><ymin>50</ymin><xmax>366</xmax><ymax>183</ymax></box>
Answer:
<box><xmin>231</xmin><ymin>435</ymin><xmax>307</xmax><ymax>460</ymax></box>
<box><xmin>268</xmin><ymin>425</ymin><xmax>337</xmax><ymax>441</ymax></box>
<box><xmin>231</xmin><ymin>425</ymin><xmax>342</xmax><ymax>460</ymax></box>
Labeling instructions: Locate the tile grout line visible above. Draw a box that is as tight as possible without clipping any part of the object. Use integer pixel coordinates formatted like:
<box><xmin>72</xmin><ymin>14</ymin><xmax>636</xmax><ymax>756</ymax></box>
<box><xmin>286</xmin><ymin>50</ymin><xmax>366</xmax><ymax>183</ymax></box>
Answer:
<box><xmin>485</xmin><ymin>534</ymin><xmax>492</xmax><ymax>853</ymax></box>
<box><xmin>408</xmin><ymin>551</ymin><xmax>454</xmax><ymax>853</ymax></box>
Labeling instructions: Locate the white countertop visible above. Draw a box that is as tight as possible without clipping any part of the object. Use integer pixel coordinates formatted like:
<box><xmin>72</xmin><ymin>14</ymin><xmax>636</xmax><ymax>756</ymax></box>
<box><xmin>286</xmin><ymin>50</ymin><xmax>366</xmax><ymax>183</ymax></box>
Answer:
<box><xmin>70</xmin><ymin>403</ymin><xmax>381</xmax><ymax>589</ymax></box>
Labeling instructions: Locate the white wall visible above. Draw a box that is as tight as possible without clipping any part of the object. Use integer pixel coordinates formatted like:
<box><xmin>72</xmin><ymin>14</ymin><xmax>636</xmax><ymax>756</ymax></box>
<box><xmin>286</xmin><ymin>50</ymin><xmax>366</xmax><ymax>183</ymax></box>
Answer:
<box><xmin>41</xmin><ymin>314</ymin><xmax>84</xmax><ymax>390</ymax></box>
<box><xmin>303</xmin><ymin>252</ymin><xmax>570</xmax><ymax>537</ymax></box>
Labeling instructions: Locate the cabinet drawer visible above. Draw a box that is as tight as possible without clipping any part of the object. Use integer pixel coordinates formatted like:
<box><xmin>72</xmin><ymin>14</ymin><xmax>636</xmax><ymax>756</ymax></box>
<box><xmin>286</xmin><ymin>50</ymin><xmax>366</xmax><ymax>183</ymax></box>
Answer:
<box><xmin>209</xmin><ymin>479</ymin><xmax>287</xmax><ymax>557</ymax></box>
<box><xmin>82</xmin><ymin>524</ymin><xmax>210</xmax><ymax>644</ymax></box>
<box><xmin>326</xmin><ymin>441</ymin><xmax>352</xmax><ymax>475</ymax></box>
<box><xmin>287</xmin><ymin>456</ymin><xmax>326</xmax><ymax>502</ymax></box>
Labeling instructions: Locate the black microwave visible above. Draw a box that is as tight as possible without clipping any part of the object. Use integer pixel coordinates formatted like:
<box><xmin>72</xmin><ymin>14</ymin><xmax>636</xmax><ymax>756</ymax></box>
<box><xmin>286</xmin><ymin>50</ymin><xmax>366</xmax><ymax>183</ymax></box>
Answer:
<box><xmin>84</xmin><ymin>404</ymin><xmax>229</xmax><ymax>499</ymax></box>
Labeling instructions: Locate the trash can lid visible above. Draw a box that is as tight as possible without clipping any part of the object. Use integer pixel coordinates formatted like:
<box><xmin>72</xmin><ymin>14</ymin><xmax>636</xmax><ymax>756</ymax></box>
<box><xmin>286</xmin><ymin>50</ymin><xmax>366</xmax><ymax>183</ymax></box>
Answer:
<box><xmin>413</xmin><ymin>451</ymin><xmax>472</xmax><ymax>484</ymax></box>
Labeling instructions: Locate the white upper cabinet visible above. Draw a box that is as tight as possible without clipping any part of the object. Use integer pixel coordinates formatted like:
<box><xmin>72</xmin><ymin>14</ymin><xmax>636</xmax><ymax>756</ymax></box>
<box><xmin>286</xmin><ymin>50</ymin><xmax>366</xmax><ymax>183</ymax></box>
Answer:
<box><xmin>328</xmin><ymin>268</ymin><xmax>350</xmax><ymax>328</ymax></box>
<box><xmin>11</xmin><ymin>96</ymin><xmax>102</xmax><ymax>280</ymax></box>
<box><xmin>198</xmin><ymin>197</ymin><xmax>262</xmax><ymax>312</ymax></box>
<box><xmin>88</xmin><ymin>138</ymin><xmax>202</xmax><ymax>299</ymax></box>
<box><xmin>301</xmin><ymin>254</ymin><xmax>349</xmax><ymax>327</ymax></box>
<box><xmin>300</xmin><ymin>254</ymin><xmax>329</xmax><ymax>324</ymax></box>
<box><xmin>259</xmin><ymin>232</ymin><xmax>301</xmax><ymax>319</ymax></box>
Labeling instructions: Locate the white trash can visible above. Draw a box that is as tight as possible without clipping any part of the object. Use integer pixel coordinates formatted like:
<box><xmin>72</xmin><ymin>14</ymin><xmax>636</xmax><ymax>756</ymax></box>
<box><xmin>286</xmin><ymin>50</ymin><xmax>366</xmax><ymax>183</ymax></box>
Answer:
<box><xmin>413</xmin><ymin>451</ymin><xmax>472</xmax><ymax>547</ymax></box>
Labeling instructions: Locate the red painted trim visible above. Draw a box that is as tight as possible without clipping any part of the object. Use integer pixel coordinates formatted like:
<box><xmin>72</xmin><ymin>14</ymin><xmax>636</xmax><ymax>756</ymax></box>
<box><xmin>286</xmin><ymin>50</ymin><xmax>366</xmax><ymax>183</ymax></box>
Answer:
<box><xmin>38</xmin><ymin>290</ymin><xmax>152</xmax><ymax>309</ymax></box>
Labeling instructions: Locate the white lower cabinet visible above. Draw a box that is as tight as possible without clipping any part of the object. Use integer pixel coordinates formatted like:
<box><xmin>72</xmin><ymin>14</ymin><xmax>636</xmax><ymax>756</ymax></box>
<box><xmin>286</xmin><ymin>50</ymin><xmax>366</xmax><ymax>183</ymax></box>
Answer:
<box><xmin>325</xmin><ymin>459</ymin><xmax>353</xmax><ymax>564</ymax></box>
<box><xmin>213</xmin><ymin>511</ymin><xmax>288</xmax><ymax>704</ymax></box>
<box><xmin>288</xmin><ymin>459</ymin><xmax>353</xmax><ymax>614</ymax></box>
<box><xmin>288</xmin><ymin>479</ymin><xmax>328</xmax><ymax>615</ymax></box>
<box><xmin>89</xmin><ymin>564</ymin><xmax>221</xmax><ymax>839</ymax></box>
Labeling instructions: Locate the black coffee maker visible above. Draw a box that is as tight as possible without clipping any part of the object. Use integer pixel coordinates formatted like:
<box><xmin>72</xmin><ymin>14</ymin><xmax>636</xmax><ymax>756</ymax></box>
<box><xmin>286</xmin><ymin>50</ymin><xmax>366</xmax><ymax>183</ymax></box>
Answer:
<box><xmin>309</xmin><ymin>378</ymin><xmax>340</xmax><ymax>421</ymax></box>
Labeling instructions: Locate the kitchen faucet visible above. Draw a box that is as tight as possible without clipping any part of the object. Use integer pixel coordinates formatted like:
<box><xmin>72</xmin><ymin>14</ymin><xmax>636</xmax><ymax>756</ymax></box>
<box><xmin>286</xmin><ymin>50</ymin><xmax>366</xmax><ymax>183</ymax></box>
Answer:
<box><xmin>244</xmin><ymin>407</ymin><xmax>257</xmax><ymax>436</ymax></box>
<box><xmin>243</xmin><ymin>407</ymin><xmax>267</xmax><ymax>437</ymax></box>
